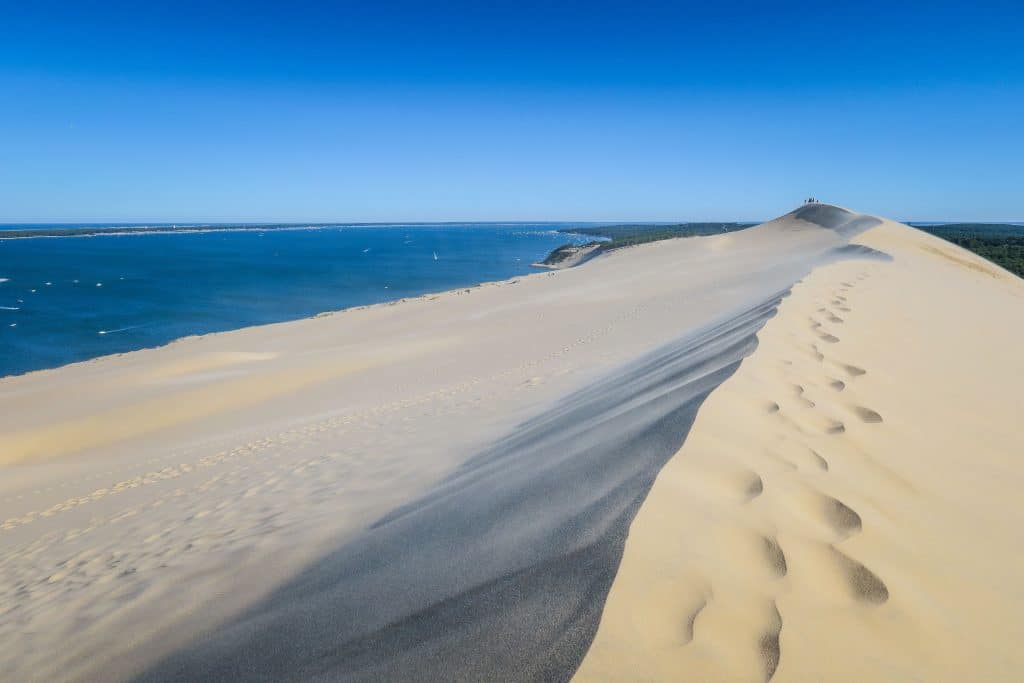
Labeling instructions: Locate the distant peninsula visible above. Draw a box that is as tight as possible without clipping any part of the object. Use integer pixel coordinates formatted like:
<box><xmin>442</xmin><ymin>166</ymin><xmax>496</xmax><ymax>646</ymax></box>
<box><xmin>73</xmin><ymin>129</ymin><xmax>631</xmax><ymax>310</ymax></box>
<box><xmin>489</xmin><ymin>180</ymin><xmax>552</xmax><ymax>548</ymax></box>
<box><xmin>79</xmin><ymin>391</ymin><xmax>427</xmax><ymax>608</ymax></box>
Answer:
<box><xmin>535</xmin><ymin>222</ymin><xmax>754</xmax><ymax>268</ymax></box>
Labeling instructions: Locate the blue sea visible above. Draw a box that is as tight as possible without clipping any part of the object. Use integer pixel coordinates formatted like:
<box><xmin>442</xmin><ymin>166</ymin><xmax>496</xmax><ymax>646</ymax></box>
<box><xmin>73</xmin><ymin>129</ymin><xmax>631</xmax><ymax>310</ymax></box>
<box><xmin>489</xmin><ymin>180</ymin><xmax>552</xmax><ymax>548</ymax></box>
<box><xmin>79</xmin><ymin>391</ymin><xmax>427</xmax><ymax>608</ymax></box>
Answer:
<box><xmin>0</xmin><ymin>223</ymin><xmax>595</xmax><ymax>378</ymax></box>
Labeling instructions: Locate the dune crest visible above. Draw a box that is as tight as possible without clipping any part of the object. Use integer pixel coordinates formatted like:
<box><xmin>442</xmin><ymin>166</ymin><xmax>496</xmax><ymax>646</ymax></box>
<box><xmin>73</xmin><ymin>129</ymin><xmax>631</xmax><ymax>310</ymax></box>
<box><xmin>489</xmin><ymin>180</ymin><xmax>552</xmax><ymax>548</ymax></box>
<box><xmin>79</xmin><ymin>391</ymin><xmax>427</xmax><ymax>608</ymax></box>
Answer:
<box><xmin>573</xmin><ymin>217</ymin><xmax>1024</xmax><ymax>682</ymax></box>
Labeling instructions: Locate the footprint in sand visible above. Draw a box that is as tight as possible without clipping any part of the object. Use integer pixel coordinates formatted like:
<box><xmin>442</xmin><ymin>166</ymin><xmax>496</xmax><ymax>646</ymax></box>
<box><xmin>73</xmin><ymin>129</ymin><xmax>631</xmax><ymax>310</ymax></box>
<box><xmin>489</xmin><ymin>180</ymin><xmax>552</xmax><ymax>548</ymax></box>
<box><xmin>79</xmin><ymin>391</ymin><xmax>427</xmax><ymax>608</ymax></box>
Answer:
<box><xmin>678</xmin><ymin>460</ymin><xmax>764</xmax><ymax>504</ymax></box>
<box><xmin>745</xmin><ymin>473</ymin><xmax>766</xmax><ymax>501</ymax></box>
<box><xmin>850</xmin><ymin>406</ymin><xmax>883</xmax><ymax>423</ymax></box>
<box><xmin>823</xmin><ymin>496</ymin><xmax>863</xmax><ymax>535</ymax></box>
<box><xmin>684</xmin><ymin>587</ymin><xmax>783</xmax><ymax>680</ymax></box>
<box><xmin>790</xmin><ymin>384</ymin><xmax>815</xmax><ymax>408</ymax></box>
<box><xmin>771</xmin><ymin>441</ymin><xmax>828</xmax><ymax>471</ymax></box>
<box><xmin>826</xmin><ymin>421</ymin><xmax>845</xmax><ymax>434</ymax></box>
<box><xmin>808</xmin><ymin>448</ymin><xmax>829</xmax><ymax>471</ymax></box>
<box><xmin>682</xmin><ymin>598</ymin><xmax>708</xmax><ymax>644</ymax></box>
<box><xmin>788</xmin><ymin>542</ymin><xmax>889</xmax><ymax>606</ymax></box>
<box><xmin>831</xmin><ymin>547</ymin><xmax>889</xmax><ymax>604</ymax></box>
<box><xmin>760</xmin><ymin>601</ymin><xmax>783</xmax><ymax>681</ymax></box>
<box><xmin>779</xmin><ymin>483</ymin><xmax>862</xmax><ymax>539</ymax></box>
<box><xmin>840</xmin><ymin>363</ymin><xmax>866</xmax><ymax>377</ymax></box>
<box><xmin>762</xmin><ymin>536</ymin><xmax>788</xmax><ymax>577</ymax></box>
<box><xmin>777</xmin><ymin>407</ymin><xmax>844</xmax><ymax>435</ymax></box>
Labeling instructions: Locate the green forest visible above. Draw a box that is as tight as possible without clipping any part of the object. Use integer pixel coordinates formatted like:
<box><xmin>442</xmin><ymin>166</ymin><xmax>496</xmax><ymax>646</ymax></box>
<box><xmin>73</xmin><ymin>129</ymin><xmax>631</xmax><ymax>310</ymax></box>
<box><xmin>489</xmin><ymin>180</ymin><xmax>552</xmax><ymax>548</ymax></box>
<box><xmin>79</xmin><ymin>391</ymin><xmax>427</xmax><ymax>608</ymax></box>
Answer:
<box><xmin>913</xmin><ymin>224</ymin><xmax>1024</xmax><ymax>277</ymax></box>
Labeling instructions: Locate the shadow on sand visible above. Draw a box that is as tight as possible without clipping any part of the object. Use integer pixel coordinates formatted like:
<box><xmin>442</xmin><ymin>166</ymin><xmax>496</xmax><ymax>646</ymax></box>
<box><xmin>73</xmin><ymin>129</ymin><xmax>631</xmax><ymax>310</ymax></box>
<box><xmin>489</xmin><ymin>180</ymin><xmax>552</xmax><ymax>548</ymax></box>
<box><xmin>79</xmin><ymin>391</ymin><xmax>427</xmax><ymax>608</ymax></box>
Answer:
<box><xmin>137</xmin><ymin>293</ymin><xmax>785</xmax><ymax>682</ymax></box>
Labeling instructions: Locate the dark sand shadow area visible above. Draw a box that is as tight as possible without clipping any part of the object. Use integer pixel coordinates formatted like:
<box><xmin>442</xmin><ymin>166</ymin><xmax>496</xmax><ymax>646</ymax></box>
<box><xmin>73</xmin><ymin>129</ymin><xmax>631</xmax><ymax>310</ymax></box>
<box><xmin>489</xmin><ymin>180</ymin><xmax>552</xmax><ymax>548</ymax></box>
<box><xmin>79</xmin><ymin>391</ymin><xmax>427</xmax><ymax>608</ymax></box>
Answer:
<box><xmin>136</xmin><ymin>294</ymin><xmax>786</xmax><ymax>682</ymax></box>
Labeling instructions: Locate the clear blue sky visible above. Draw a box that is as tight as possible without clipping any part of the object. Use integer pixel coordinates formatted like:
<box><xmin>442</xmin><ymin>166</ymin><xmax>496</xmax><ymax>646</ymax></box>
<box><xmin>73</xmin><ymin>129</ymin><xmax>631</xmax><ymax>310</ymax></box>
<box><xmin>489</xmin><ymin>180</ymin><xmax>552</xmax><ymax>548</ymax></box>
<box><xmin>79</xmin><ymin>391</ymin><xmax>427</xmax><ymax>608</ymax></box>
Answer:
<box><xmin>1</xmin><ymin>0</ymin><xmax>1021</xmax><ymax>222</ymax></box>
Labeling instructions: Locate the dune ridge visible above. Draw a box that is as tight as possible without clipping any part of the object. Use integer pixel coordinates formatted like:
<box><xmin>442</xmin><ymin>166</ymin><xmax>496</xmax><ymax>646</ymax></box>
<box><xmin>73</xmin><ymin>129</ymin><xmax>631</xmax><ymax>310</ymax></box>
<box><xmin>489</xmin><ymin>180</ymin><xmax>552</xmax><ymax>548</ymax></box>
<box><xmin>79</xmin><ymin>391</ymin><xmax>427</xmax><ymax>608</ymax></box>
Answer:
<box><xmin>574</xmin><ymin>217</ymin><xmax>1024</xmax><ymax>682</ymax></box>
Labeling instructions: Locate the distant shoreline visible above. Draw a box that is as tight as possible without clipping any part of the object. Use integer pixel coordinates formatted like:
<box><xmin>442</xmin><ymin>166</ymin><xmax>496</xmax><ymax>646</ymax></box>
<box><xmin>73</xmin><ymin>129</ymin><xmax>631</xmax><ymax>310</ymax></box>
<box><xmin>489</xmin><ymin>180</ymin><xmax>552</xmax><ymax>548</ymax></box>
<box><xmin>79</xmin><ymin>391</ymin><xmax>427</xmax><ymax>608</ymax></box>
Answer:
<box><xmin>0</xmin><ymin>221</ymin><xmax>592</xmax><ymax>240</ymax></box>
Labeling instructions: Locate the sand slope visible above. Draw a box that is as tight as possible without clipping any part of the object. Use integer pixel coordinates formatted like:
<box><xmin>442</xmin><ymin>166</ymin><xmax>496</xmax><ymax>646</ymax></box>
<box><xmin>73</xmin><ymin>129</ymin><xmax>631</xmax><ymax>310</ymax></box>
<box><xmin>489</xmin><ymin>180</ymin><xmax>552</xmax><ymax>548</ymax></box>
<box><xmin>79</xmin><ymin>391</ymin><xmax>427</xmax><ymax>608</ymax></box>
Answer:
<box><xmin>0</xmin><ymin>205</ymin><xmax>856</xmax><ymax>681</ymax></box>
<box><xmin>574</xmin><ymin>218</ymin><xmax>1024</xmax><ymax>681</ymax></box>
<box><xmin>1</xmin><ymin>206</ymin><xmax>1020</xmax><ymax>681</ymax></box>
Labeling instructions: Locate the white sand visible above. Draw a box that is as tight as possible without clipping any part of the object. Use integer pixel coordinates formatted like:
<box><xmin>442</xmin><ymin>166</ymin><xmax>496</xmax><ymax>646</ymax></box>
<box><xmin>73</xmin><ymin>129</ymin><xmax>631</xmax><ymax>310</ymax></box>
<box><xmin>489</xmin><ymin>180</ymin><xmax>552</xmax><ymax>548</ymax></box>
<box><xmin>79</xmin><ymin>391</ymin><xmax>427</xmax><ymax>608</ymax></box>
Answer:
<box><xmin>0</xmin><ymin>206</ymin><xmax>1021</xmax><ymax>680</ymax></box>
<box><xmin>575</xmin><ymin>218</ymin><xmax>1024</xmax><ymax>681</ymax></box>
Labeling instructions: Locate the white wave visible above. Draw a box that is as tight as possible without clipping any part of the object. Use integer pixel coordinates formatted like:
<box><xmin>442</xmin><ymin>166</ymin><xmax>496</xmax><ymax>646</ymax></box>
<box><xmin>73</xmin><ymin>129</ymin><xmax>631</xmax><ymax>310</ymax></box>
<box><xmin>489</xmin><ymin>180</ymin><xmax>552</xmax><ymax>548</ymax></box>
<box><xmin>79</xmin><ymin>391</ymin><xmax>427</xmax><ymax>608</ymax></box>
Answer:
<box><xmin>98</xmin><ymin>325</ymin><xmax>142</xmax><ymax>335</ymax></box>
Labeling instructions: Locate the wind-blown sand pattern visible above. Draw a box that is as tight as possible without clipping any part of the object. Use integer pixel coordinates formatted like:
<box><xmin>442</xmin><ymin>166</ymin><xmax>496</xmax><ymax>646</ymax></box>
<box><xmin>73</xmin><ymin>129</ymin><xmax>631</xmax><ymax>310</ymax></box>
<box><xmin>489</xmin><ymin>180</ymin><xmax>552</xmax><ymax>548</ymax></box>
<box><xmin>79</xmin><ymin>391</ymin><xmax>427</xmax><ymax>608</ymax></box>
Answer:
<box><xmin>575</xmin><ymin>214</ymin><xmax>1024</xmax><ymax>682</ymax></box>
<box><xmin>1</xmin><ymin>205</ymin><xmax>1021</xmax><ymax>681</ymax></box>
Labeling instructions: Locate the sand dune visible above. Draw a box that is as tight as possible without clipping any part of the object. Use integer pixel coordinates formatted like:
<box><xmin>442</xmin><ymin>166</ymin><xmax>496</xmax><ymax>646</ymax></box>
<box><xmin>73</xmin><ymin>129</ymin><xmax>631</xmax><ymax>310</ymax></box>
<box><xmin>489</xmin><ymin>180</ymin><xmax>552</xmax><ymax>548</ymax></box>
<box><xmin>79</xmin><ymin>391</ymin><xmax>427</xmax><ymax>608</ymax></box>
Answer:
<box><xmin>1</xmin><ymin>205</ymin><xmax>1021</xmax><ymax>681</ymax></box>
<box><xmin>574</xmin><ymin>216</ymin><xmax>1024</xmax><ymax>682</ymax></box>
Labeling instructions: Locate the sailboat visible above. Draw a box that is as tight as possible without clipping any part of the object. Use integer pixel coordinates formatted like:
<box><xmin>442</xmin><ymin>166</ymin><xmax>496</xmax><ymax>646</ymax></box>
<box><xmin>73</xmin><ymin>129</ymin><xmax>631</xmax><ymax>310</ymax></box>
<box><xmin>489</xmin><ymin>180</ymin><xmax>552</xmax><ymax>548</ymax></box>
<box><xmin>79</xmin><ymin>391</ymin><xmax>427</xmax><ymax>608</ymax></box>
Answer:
<box><xmin>433</xmin><ymin>251</ymin><xmax>438</xmax><ymax>261</ymax></box>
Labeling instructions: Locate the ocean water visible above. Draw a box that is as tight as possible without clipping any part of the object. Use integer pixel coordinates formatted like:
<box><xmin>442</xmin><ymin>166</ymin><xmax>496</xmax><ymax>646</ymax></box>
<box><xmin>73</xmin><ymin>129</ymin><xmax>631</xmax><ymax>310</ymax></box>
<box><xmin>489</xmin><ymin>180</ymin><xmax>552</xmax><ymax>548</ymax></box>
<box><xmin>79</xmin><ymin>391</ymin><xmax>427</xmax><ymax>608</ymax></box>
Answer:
<box><xmin>0</xmin><ymin>223</ymin><xmax>593</xmax><ymax>378</ymax></box>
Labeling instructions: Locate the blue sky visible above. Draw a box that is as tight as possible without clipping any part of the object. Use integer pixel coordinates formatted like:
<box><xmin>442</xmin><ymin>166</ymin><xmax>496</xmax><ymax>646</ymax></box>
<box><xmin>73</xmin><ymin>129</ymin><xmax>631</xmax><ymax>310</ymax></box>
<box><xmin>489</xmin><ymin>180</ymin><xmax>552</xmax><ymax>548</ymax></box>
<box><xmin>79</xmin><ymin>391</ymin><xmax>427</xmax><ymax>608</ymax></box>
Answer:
<box><xmin>1</xmin><ymin>0</ymin><xmax>1022</xmax><ymax>222</ymax></box>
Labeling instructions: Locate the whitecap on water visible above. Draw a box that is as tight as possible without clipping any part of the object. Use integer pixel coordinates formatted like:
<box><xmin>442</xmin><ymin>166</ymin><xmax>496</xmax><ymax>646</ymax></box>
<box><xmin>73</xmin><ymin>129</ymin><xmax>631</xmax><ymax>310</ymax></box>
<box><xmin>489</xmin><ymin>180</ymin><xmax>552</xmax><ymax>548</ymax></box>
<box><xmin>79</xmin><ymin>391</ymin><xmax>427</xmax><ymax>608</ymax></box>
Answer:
<box><xmin>98</xmin><ymin>325</ymin><xmax>141</xmax><ymax>335</ymax></box>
